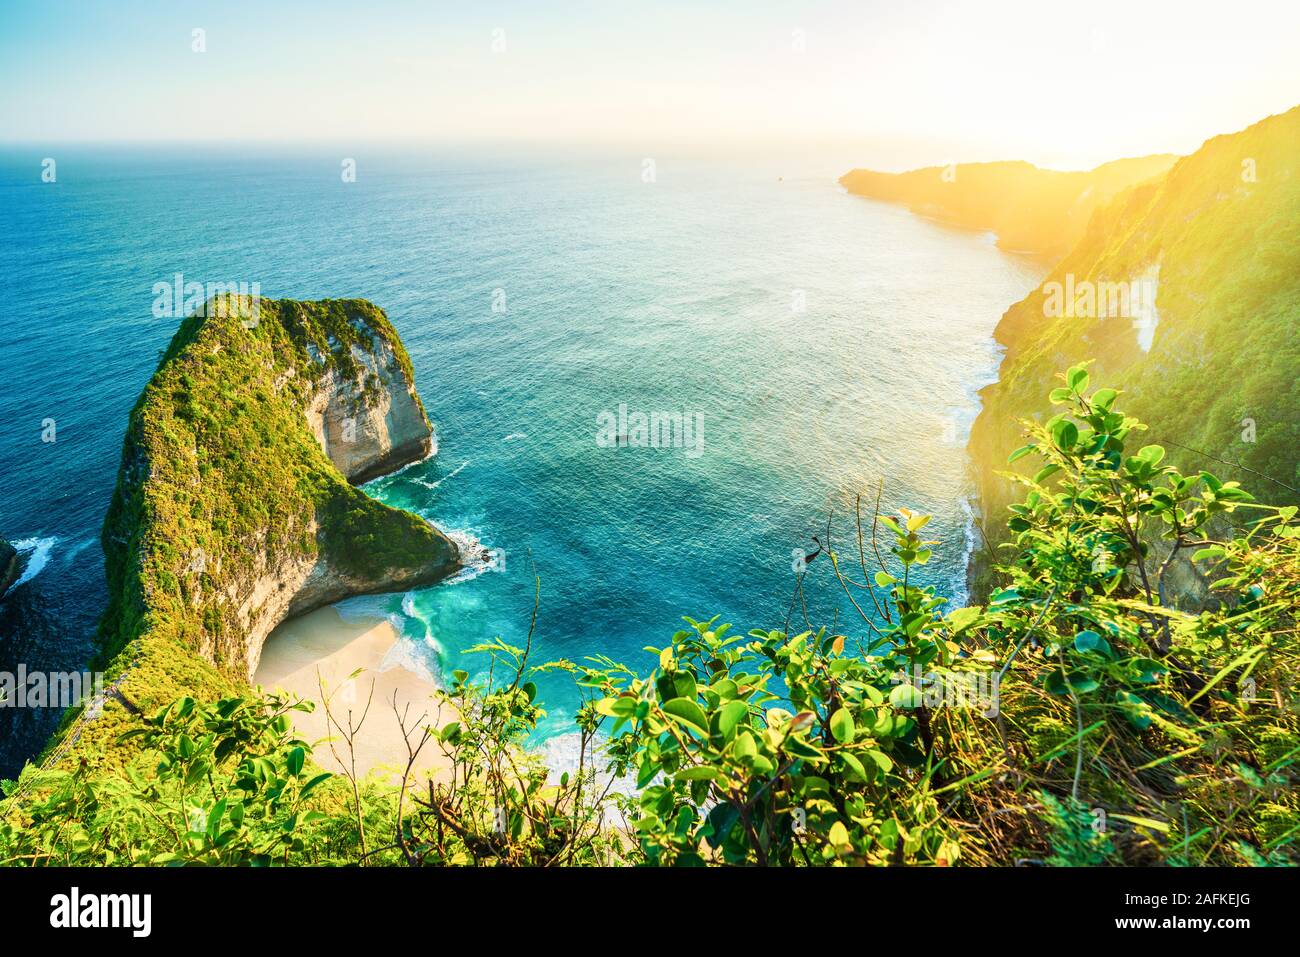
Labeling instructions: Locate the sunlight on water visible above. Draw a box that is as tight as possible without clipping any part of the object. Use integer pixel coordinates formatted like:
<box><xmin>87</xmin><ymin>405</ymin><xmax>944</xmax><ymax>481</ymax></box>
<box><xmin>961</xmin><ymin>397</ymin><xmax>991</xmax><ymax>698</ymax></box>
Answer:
<box><xmin>0</xmin><ymin>147</ymin><xmax>1044</xmax><ymax>765</ymax></box>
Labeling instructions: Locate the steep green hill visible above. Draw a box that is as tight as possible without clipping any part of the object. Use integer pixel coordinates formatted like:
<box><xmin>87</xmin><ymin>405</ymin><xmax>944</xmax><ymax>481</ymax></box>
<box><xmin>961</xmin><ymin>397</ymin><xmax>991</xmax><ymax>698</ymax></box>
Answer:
<box><xmin>50</xmin><ymin>296</ymin><xmax>459</xmax><ymax>773</ymax></box>
<box><xmin>841</xmin><ymin>154</ymin><xmax>1177</xmax><ymax>257</ymax></box>
<box><xmin>969</xmin><ymin>106</ymin><xmax>1300</xmax><ymax>586</ymax></box>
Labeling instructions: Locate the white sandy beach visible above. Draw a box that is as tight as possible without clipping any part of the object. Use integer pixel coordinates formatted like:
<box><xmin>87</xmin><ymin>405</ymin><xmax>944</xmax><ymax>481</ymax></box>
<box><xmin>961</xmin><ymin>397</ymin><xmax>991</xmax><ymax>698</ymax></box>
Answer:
<box><xmin>253</xmin><ymin>606</ymin><xmax>454</xmax><ymax>782</ymax></box>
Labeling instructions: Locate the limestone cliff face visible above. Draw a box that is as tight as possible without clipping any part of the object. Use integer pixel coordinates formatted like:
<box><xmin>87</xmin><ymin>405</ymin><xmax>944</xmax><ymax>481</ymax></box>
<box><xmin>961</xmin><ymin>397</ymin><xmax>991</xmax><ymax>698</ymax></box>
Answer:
<box><xmin>98</xmin><ymin>296</ymin><xmax>460</xmax><ymax>682</ymax></box>
<box><xmin>0</xmin><ymin>538</ymin><xmax>19</xmax><ymax>599</ymax></box>
<box><xmin>305</xmin><ymin>339</ymin><xmax>434</xmax><ymax>486</ymax></box>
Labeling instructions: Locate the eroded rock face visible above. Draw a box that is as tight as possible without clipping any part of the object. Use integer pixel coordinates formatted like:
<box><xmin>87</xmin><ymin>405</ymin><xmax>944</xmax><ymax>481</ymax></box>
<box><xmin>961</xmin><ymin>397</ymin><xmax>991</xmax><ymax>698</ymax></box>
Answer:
<box><xmin>232</xmin><ymin>520</ymin><xmax>456</xmax><ymax>679</ymax></box>
<box><xmin>305</xmin><ymin>340</ymin><xmax>434</xmax><ymax>485</ymax></box>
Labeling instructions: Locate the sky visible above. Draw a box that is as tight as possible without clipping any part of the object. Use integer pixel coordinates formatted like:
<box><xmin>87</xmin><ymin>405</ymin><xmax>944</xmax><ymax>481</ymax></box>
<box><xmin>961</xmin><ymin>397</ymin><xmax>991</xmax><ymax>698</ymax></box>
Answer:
<box><xmin>3</xmin><ymin>0</ymin><xmax>1300</xmax><ymax>170</ymax></box>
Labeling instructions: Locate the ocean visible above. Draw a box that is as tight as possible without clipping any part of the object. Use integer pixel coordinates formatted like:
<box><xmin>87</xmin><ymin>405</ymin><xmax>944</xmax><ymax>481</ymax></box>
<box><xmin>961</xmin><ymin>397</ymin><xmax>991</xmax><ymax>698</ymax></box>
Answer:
<box><xmin>0</xmin><ymin>145</ymin><xmax>1043</xmax><ymax>772</ymax></box>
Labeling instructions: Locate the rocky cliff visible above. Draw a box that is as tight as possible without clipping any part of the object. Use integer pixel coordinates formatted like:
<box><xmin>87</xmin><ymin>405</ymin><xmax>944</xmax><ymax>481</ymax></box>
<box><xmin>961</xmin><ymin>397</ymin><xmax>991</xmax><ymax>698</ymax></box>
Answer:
<box><xmin>967</xmin><ymin>106</ymin><xmax>1300</xmax><ymax>595</ymax></box>
<box><xmin>0</xmin><ymin>538</ymin><xmax>19</xmax><ymax>599</ymax></box>
<box><xmin>97</xmin><ymin>296</ymin><xmax>459</xmax><ymax>685</ymax></box>
<box><xmin>840</xmin><ymin>154</ymin><xmax>1177</xmax><ymax>258</ymax></box>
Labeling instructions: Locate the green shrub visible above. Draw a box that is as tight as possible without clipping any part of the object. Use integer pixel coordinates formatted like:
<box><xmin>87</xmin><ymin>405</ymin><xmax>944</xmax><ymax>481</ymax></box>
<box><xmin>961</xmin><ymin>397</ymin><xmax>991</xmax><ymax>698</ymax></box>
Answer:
<box><xmin>4</xmin><ymin>368</ymin><xmax>1297</xmax><ymax>866</ymax></box>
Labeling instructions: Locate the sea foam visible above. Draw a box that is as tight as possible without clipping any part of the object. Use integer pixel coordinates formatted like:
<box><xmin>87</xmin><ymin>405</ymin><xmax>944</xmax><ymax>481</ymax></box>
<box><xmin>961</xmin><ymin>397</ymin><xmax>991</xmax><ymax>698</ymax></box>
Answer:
<box><xmin>9</xmin><ymin>536</ymin><xmax>57</xmax><ymax>590</ymax></box>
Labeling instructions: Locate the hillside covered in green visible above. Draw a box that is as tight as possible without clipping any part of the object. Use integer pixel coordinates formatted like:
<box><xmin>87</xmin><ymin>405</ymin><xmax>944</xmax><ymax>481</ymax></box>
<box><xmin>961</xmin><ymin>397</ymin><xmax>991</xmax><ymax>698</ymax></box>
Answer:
<box><xmin>840</xmin><ymin>154</ymin><xmax>1177</xmax><ymax>258</ymax></box>
<box><xmin>44</xmin><ymin>296</ymin><xmax>459</xmax><ymax>775</ymax></box>
<box><xmin>969</xmin><ymin>106</ymin><xmax>1300</xmax><ymax>584</ymax></box>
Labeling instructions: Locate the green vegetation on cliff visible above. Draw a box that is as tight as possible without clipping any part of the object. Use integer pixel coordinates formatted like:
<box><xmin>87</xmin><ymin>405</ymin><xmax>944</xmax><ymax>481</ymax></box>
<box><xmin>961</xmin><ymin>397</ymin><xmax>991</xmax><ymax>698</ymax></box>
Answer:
<box><xmin>970</xmin><ymin>106</ymin><xmax>1300</xmax><ymax>577</ymax></box>
<box><xmin>37</xmin><ymin>296</ymin><xmax>458</xmax><ymax>775</ymax></box>
<box><xmin>840</xmin><ymin>154</ymin><xmax>1177</xmax><ymax>258</ymax></box>
<box><xmin>5</xmin><ymin>375</ymin><xmax>1298</xmax><ymax>866</ymax></box>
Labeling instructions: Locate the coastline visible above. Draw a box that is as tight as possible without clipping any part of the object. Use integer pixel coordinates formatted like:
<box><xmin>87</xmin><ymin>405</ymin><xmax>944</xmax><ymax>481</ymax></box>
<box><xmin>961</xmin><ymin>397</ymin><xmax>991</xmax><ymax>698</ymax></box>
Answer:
<box><xmin>252</xmin><ymin>605</ymin><xmax>453</xmax><ymax>782</ymax></box>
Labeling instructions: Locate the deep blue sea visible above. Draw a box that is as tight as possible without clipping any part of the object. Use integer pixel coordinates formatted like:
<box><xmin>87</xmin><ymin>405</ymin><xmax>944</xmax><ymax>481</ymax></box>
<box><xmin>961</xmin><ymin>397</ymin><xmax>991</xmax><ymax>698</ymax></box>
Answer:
<box><xmin>0</xmin><ymin>145</ymin><xmax>1043</xmax><ymax>773</ymax></box>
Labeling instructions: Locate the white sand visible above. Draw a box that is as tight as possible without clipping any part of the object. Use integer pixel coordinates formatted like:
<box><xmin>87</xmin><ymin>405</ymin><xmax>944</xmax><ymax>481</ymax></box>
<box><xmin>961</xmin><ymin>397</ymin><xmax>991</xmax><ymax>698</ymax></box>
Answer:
<box><xmin>253</xmin><ymin>606</ymin><xmax>454</xmax><ymax>782</ymax></box>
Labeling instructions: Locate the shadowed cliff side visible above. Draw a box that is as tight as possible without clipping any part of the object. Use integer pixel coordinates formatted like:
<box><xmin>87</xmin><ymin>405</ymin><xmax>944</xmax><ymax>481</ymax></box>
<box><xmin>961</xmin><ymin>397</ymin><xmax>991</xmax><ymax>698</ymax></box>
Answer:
<box><xmin>0</xmin><ymin>539</ymin><xmax>18</xmax><ymax>599</ymax></box>
<box><xmin>840</xmin><ymin>154</ymin><xmax>1177</xmax><ymax>258</ymax></box>
<box><xmin>44</xmin><ymin>296</ymin><xmax>458</xmax><ymax>772</ymax></box>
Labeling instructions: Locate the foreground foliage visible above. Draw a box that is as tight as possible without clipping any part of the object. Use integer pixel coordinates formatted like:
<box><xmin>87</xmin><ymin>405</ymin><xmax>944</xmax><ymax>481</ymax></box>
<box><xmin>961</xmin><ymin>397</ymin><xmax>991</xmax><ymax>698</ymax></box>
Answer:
<box><xmin>3</xmin><ymin>369</ymin><xmax>1297</xmax><ymax>865</ymax></box>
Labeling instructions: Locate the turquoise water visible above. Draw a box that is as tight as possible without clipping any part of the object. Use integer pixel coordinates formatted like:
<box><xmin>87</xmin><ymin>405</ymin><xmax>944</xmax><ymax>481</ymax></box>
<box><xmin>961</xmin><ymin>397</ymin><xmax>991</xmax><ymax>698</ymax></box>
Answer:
<box><xmin>0</xmin><ymin>146</ymin><xmax>1042</xmax><ymax>769</ymax></box>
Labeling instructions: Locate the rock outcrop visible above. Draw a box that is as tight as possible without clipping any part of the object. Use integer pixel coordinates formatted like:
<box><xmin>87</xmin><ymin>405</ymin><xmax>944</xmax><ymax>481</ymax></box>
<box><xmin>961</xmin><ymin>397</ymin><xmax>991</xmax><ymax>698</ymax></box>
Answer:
<box><xmin>840</xmin><ymin>154</ymin><xmax>1177</xmax><ymax>258</ymax></box>
<box><xmin>304</xmin><ymin>337</ymin><xmax>435</xmax><ymax>485</ymax></box>
<box><xmin>97</xmin><ymin>296</ymin><xmax>459</xmax><ymax>682</ymax></box>
<box><xmin>0</xmin><ymin>538</ymin><xmax>19</xmax><ymax>599</ymax></box>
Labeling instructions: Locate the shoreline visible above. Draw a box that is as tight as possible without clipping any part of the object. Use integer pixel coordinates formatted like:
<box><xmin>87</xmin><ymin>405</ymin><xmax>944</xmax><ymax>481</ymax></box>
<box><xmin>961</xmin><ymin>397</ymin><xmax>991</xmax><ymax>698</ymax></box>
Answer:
<box><xmin>253</xmin><ymin>605</ymin><xmax>453</xmax><ymax>782</ymax></box>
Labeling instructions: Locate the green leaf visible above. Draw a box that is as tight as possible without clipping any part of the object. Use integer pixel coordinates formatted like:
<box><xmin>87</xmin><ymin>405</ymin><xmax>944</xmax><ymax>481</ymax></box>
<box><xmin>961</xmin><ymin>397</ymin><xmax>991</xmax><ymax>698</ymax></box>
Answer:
<box><xmin>946</xmin><ymin>605</ymin><xmax>982</xmax><ymax>633</ymax></box>
<box><xmin>800</xmin><ymin>775</ymin><xmax>831</xmax><ymax>795</ymax></box>
<box><xmin>662</xmin><ymin>698</ymin><xmax>709</xmax><ymax>735</ymax></box>
<box><xmin>676</xmin><ymin>766</ymin><xmax>720</xmax><ymax>782</ymax></box>
<box><xmin>1090</xmin><ymin>387</ymin><xmax>1118</xmax><ymax>410</ymax></box>
<box><xmin>889</xmin><ymin>684</ymin><xmax>923</xmax><ymax>709</ymax></box>
<box><xmin>1115</xmin><ymin>691</ymin><xmax>1153</xmax><ymax>730</ymax></box>
<box><xmin>299</xmin><ymin>772</ymin><xmax>332</xmax><ymax>799</ymax></box>
<box><xmin>1051</xmin><ymin>419</ymin><xmax>1079</xmax><ymax>452</ymax></box>
<box><xmin>1073</xmin><ymin>630</ymin><xmax>1112</xmax><ymax>657</ymax></box>
<box><xmin>636</xmin><ymin>760</ymin><xmax>659</xmax><ymax>788</ymax></box>
<box><xmin>1033</xmin><ymin>463</ymin><xmax>1062</xmax><ymax>483</ymax></box>
<box><xmin>704</xmin><ymin>802</ymin><xmax>739</xmax><ymax>848</ymax></box>
<box><xmin>1132</xmin><ymin>658</ymin><xmax>1168</xmax><ymax>684</ymax></box>
<box><xmin>828</xmin><ymin>821</ymin><xmax>851</xmax><ymax>848</ymax></box>
<box><xmin>1007</xmin><ymin>444</ymin><xmax>1037</xmax><ymax>463</ymax></box>
<box><xmin>829</xmin><ymin>707</ymin><xmax>855</xmax><ymax>744</ymax></box>
<box><xmin>865</xmin><ymin>749</ymin><xmax>894</xmax><ymax>773</ymax></box>
<box><xmin>732</xmin><ymin>731</ymin><xmax>758</xmax><ymax>761</ymax></box>
<box><xmin>1137</xmin><ymin>444</ymin><xmax>1166</xmax><ymax>466</ymax></box>
<box><xmin>784</xmin><ymin>736</ymin><xmax>825</xmax><ymax>761</ymax></box>
<box><xmin>1066</xmin><ymin>364</ymin><xmax>1090</xmax><ymax>393</ymax></box>
<box><xmin>206</xmin><ymin>798</ymin><xmax>227</xmax><ymax>837</ymax></box>
<box><xmin>840</xmin><ymin>751</ymin><xmax>868</xmax><ymax>782</ymax></box>
<box><xmin>1046</xmin><ymin>670</ymin><xmax>1100</xmax><ymax>695</ymax></box>
<box><xmin>718</xmin><ymin>700</ymin><xmax>748</xmax><ymax>740</ymax></box>
<box><xmin>286</xmin><ymin>746</ymin><xmax>305</xmax><ymax>778</ymax></box>
<box><xmin>1215</xmin><ymin>485</ymin><xmax>1254</xmax><ymax>503</ymax></box>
